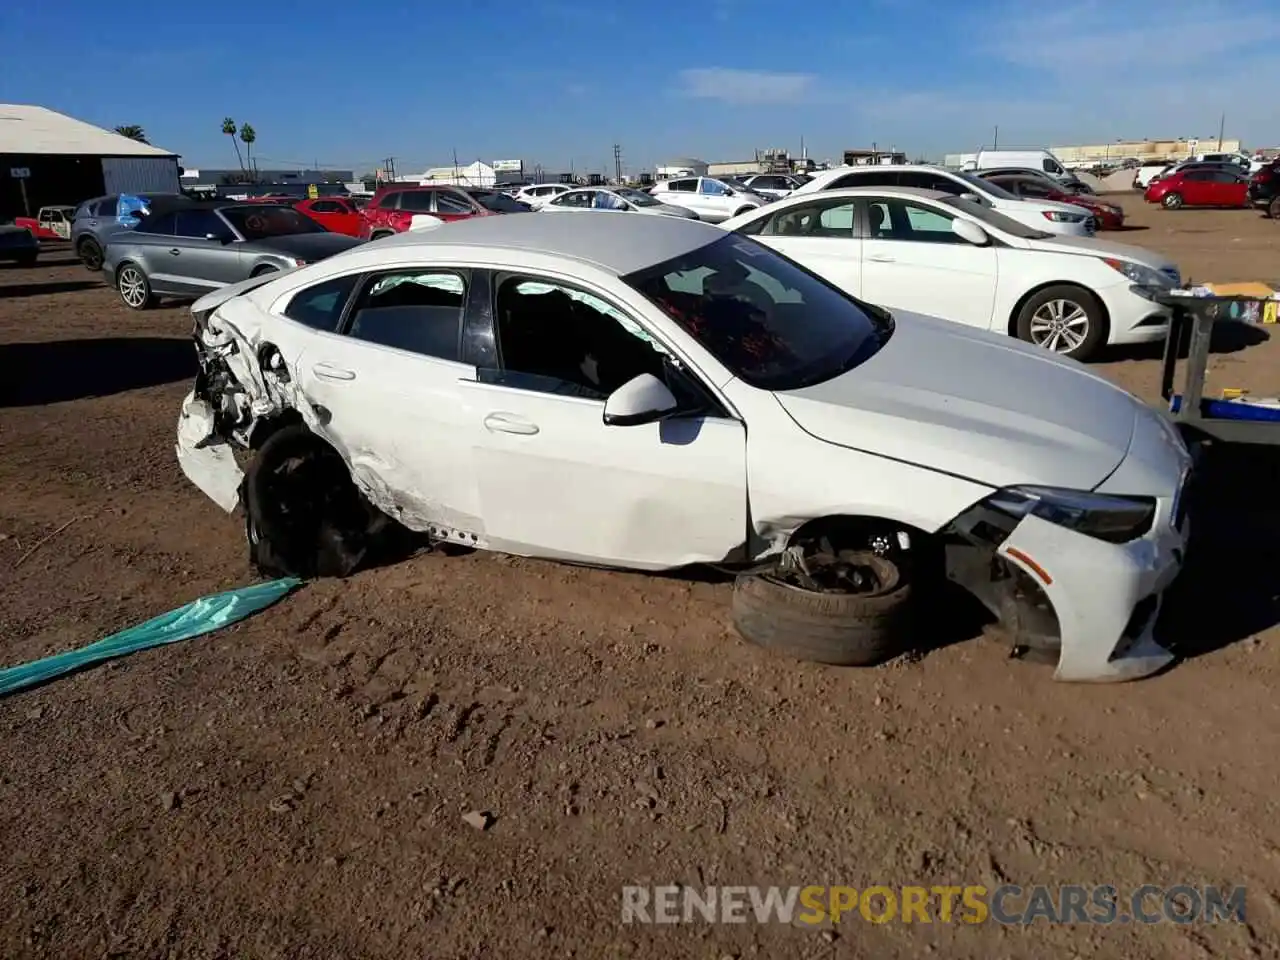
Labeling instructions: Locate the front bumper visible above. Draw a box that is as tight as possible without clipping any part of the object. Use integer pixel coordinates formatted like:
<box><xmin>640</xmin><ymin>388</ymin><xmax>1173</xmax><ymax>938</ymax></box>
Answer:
<box><xmin>176</xmin><ymin>391</ymin><xmax>244</xmax><ymax>512</ymax></box>
<box><xmin>996</xmin><ymin>499</ymin><xmax>1187</xmax><ymax>682</ymax></box>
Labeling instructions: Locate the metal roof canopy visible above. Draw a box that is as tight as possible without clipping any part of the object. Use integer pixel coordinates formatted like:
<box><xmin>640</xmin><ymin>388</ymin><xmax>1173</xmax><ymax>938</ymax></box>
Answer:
<box><xmin>0</xmin><ymin>104</ymin><xmax>177</xmax><ymax>158</ymax></box>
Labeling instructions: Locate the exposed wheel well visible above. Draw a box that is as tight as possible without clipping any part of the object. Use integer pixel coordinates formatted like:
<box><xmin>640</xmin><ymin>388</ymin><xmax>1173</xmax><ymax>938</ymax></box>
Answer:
<box><xmin>1007</xmin><ymin>282</ymin><xmax>1110</xmax><ymax>340</ymax></box>
<box><xmin>784</xmin><ymin>515</ymin><xmax>940</xmax><ymax>575</ymax></box>
<box><xmin>247</xmin><ymin>408</ymin><xmax>306</xmax><ymax>450</ymax></box>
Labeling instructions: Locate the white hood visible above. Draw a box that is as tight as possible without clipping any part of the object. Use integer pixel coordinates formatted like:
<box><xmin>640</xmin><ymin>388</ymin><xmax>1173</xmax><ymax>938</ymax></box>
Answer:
<box><xmin>1020</xmin><ymin>233</ymin><xmax>1179</xmax><ymax>275</ymax></box>
<box><xmin>774</xmin><ymin>311</ymin><xmax>1143</xmax><ymax>490</ymax></box>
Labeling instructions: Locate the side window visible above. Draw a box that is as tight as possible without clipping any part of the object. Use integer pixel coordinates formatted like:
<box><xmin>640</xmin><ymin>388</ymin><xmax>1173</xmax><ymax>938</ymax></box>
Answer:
<box><xmin>95</xmin><ymin>198</ymin><xmax>118</xmax><ymax>216</ymax></box>
<box><xmin>668</xmin><ymin>179</ymin><xmax>696</xmax><ymax>192</ymax></box>
<box><xmin>283</xmin><ymin>274</ymin><xmax>360</xmax><ymax>331</ymax></box>
<box><xmin>1016</xmin><ymin>179</ymin><xmax>1052</xmax><ymax>198</ymax></box>
<box><xmin>760</xmin><ymin>198</ymin><xmax>855</xmax><ymax>238</ymax></box>
<box><xmin>139</xmin><ymin>212</ymin><xmax>177</xmax><ymax>235</ymax></box>
<box><xmin>1211</xmin><ymin>171</ymin><xmax>1242</xmax><ymax>183</ymax></box>
<box><xmin>901</xmin><ymin>172</ymin><xmax>962</xmax><ymax>194</ymax></box>
<box><xmin>486</xmin><ymin>275</ymin><xmax>671</xmax><ymax>400</ymax></box>
<box><xmin>175</xmin><ymin>210</ymin><xmax>233</xmax><ymax>239</ymax></box>
<box><xmin>343</xmin><ymin>269</ymin><xmax>468</xmax><ymax>361</ymax></box>
<box><xmin>435</xmin><ymin>192</ymin><xmax>474</xmax><ymax>214</ymax></box>
<box><xmin>832</xmin><ymin>171</ymin><xmax>896</xmax><ymax>190</ymax></box>
<box><xmin>399</xmin><ymin>191</ymin><xmax>435</xmax><ymax>213</ymax></box>
<box><xmin>700</xmin><ymin>180</ymin><xmax>726</xmax><ymax>196</ymax></box>
<box><xmin>311</xmin><ymin>200</ymin><xmax>342</xmax><ymax>213</ymax></box>
<box><xmin>868</xmin><ymin>200</ymin><xmax>963</xmax><ymax>243</ymax></box>
<box><xmin>1184</xmin><ymin>171</ymin><xmax>1210</xmax><ymax>181</ymax></box>
<box><xmin>1043</xmin><ymin>159</ymin><xmax>1063</xmax><ymax>174</ymax></box>
<box><xmin>377</xmin><ymin>192</ymin><xmax>402</xmax><ymax>210</ymax></box>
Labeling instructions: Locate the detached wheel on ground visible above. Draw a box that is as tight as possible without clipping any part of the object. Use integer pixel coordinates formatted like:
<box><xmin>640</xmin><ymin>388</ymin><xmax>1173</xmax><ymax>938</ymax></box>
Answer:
<box><xmin>731</xmin><ymin>550</ymin><xmax>912</xmax><ymax>666</ymax></box>
<box><xmin>77</xmin><ymin>238</ymin><xmax>103</xmax><ymax>271</ymax></box>
<box><xmin>116</xmin><ymin>263</ymin><xmax>154</xmax><ymax>310</ymax></box>
<box><xmin>1015</xmin><ymin>284</ymin><xmax>1106</xmax><ymax>360</ymax></box>
<box><xmin>1162</xmin><ymin>192</ymin><xmax>1184</xmax><ymax>210</ymax></box>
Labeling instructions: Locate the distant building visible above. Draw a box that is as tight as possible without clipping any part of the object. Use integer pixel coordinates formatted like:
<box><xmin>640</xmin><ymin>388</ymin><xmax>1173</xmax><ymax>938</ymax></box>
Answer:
<box><xmin>655</xmin><ymin>157</ymin><xmax>708</xmax><ymax>180</ymax></box>
<box><xmin>408</xmin><ymin>160</ymin><xmax>528</xmax><ymax>187</ymax></box>
<box><xmin>1051</xmin><ymin>139</ymin><xmax>1242</xmax><ymax>165</ymax></box>
<box><xmin>842</xmin><ymin>148</ymin><xmax>906</xmax><ymax>166</ymax></box>
<box><xmin>0</xmin><ymin>103</ymin><xmax>181</xmax><ymax>219</ymax></box>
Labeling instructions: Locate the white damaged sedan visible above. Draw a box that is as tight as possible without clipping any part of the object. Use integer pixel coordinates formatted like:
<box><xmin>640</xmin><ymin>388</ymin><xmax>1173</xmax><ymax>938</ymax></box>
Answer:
<box><xmin>176</xmin><ymin>214</ymin><xmax>1192</xmax><ymax>683</ymax></box>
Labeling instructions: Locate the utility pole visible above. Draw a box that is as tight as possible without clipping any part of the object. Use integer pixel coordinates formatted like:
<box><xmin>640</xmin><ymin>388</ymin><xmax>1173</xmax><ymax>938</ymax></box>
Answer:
<box><xmin>613</xmin><ymin>143</ymin><xmax>622</xmax><ymax>183</ymax></box>
<box><xmin>1217</xmin><ymin>112</ymin><xmax>1225</xmax><ymax>151</ymax></box>
<box><xmin>993</xmin><ymin>125</ymin><xmax>999</xmax><ymax>149</ymax></box>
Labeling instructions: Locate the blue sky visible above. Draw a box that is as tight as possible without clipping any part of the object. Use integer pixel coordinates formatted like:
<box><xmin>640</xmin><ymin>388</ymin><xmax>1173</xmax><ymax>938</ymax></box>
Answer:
<box><xmin>2</xmin><ymin>0</ymin><xmax>1274</xmax><ymax>175</ymax></box>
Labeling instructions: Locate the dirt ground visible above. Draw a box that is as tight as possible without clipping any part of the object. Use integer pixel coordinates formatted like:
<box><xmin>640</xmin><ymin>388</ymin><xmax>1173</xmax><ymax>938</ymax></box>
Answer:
<box><xmin>3</xmin><ymin>201</ymin><xmax>1280</xmax><ymax>960</ymax></box>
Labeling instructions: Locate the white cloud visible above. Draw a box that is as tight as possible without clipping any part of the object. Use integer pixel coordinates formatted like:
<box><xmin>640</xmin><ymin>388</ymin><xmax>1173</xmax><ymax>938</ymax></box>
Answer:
<box><xmin>677</xmin><ymin>68</ymin><xmax>815</xmax><ymax>105</ymax></box>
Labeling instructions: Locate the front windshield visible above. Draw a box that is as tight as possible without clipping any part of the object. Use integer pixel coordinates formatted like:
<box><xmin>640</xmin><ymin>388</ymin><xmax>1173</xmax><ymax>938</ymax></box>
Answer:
<box><xmin>939</xmin><ymin>196</ymin><xmax>1053</xmax><ymax>239</ymax></box>
<box><xmin>622</xmin><ymin>234</ymin><xmax>892</xmax><ymax>392</ymax></box>
<box><xmin>956</xmin><ymin>170</ymin><xmax>1017</xmax><ymax>201</ymax></box>
<box><xmin>617</xmin><ymin>188</ymin><xmax>660</xmax><ymax>206</ymax></box>
<box><xmin>221</xmin><ymin>205</ymin><xmax>326</xmax><ymax>239</ymax></box>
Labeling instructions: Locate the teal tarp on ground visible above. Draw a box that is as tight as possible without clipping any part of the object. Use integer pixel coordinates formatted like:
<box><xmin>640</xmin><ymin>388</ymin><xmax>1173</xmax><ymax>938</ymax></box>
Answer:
<box><xmin>0</xmin><ymin>578</ymin><xmax>303</xmax><ymax>698</ymax></box>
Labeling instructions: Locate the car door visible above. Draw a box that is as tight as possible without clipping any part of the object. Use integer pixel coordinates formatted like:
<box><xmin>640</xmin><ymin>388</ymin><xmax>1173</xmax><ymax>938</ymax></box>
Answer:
<box><xmin>695</xmin><ymin>178</ymin><xmax>733</xmax><ymax>222</ymax></box>
<box><xmin>1209</xmin><ymin>170</ymin><xmax>1248</xmax><ymax>205</ymax></box>
<box><xmin>1178</xmin><ymin>171</ymin><xmax>1214</xmax><ymax>205</ymax></box>
<box><xmin>742</xmin><ymin>196</ymin><xmax>863</xmax><ymax>295</ymax></box>
<box><xmin>170</xmin><ymin>209</ymin><xmax>244</xmax><ymax>290</ymax></box>
<box><xmin>457</xmin><ymin>270</ymin><xmax>747</xmax><ymax>568</ymax></box>
<box><xmin>127</xmin><ymin>211</ymin><xmax>191</xmax><ymax>293</ymax></box>
<box><xmin>284</xmin><ymin>267</ymin><xmax>487</xmax><ymax>535</ymax></box>
<box><xmin>858</xmin><ymin>196</ymin><xmax>998</xmax><ymax>329</ymax></box>
<box><xmin>660</xmin><ymin>178</ymin><xmax>699</xmax><ymax>215</ymax></box>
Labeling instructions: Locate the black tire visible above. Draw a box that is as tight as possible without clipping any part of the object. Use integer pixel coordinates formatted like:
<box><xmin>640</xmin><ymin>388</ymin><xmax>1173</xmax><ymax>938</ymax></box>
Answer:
<box><xmin>115</xmin><ymin>262</ymin><xmax>155</xmax><ymax>310</ymax></box>
<box><xmin>1162</xmin><ymin>192</ymin><xmax>1183</xmax><ymax>210</ymax></box>
<box><xmin>242</xmin><ymin>424</ymin><xmax>383</xmax><ymax>579</ymax></box>
<box><xmin>733</xmin><ymin>206</ymin><xmax>755</xmax><ymax>218</ymax></box>
<box><xmin>370</xmin><ymin>230</ymin><xmax>394</xmax><ymax>241</ymax></box>
<box><xmin>251</xmin><ymin>265</ymin><xmax>279</xmax><ymax>277</ymax></box>
<box><xmin>731</xmin><ymin>552</ymin><xmax>912</xmax><ymax>667</ymax></box>
<box><xmin>78</xmin><ymin>237</ymin><xmax>103</xmax><ymax>271</ymax></box>
<box><xmin>1268</xmin><ymin>197</ymin><xmax>1280</xmax><ymax>220</ymax></box>
<box><xmin>1014</xmin><ymin>284</ymin><xmax>1107</xmax><ymax>361</ymax></box>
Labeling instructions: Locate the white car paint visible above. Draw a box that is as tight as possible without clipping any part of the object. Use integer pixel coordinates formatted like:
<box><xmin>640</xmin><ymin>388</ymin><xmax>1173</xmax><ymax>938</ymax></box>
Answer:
<box><xmin>792</xmin><ymin>165</ymin><xmax>1097</xmax><ymax>237</ymax></box>
<box><xmin>649</xmin><ymin>176</ymin><xmax>767</xmax><ymax>223</ymax></box>
<box><xmin>956</xmin><ymin>149</ymin><xmax>1070</xmax><ymax>180</ymax></box>
<box><xmin>539</xmin><ymin>186</ymin><xmax>699</xmax><ymax>219</ymax></box>
<box><xmin>720</xmin><ymin>187</ymin><xmax>1179</xmax><ymax>358</ymax></box>
<box><xmin>513</xmin><ymin>183</ymin><xmax>572</xmax><ymax>209</ymax></box>
<box><xmin>176</xmin><ymin>214</ymin><xmax>1190</xmax><ymax>683</ymax></box>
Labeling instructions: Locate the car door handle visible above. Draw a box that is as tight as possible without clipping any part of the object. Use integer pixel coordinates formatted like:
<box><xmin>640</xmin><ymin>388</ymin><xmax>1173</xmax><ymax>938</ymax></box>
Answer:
<box><xmin>484</xmin><ymin>413</ymin><xmax>539</xmax><ymax>435</ymax></box>
<box><xmin>168</xmin><ymin>248</ymin><xmax>181</xmax><ymax>256</ymax></box>
<box><xmin>312</xmin><ymin>362</ymin><xmax>356</xmax><ymax>381</ymax></box>
<box><xmin>867</xmin><ymin>254</ymin><xmax>896</xmax><ymax>263</ymax></box>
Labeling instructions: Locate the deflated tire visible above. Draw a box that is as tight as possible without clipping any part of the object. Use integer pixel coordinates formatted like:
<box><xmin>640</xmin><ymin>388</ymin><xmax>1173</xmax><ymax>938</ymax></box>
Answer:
<box><xmin>731</xmin><ymin>552</ymin><xmax>912</xmax><ymax>666</ymax></box>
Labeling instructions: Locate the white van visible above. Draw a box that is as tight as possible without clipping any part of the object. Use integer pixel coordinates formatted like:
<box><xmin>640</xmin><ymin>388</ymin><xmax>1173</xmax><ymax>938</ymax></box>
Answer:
<box><xmin>958</xmin><ymin>149</ymin><xmax>1070</xmax><ymax>180</ymax></box>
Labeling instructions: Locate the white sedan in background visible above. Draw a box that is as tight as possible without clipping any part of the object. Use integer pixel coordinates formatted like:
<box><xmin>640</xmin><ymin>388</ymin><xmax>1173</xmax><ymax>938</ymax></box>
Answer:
<box><xmin>721</xmin><ymin>187</ymin><xmax>1179</xmax><ymax>360</ymax></box>
<box><xmin>540</xmin><ymin>186</ymin><xmax>699</xmax><ymax>219</ymax></box>
<box><xmin>175</xmin><ymin>214</ymin><xmax>1189</xmax><ymax>685</ymax></box>
<box><xmin>649</xmin><ymin>176</ymin><xmax>767</xmax><ymax>223</ymax></box>
<box><xmin>792</xmin><ymin>165</ymin><xmax>1097</xmax><ymax>238</ymax></box>
<box><xmin>513</xmin><ymin>183</ymin><xmax>572</xmax><ymax>209</ymax></box>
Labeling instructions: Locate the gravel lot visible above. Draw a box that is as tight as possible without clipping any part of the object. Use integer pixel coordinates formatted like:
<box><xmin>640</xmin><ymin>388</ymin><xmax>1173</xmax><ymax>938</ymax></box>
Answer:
<box><xmin>3</xmin><ymin>200</ymin><xmax>1280</xmax><ymax>960</ymax></box>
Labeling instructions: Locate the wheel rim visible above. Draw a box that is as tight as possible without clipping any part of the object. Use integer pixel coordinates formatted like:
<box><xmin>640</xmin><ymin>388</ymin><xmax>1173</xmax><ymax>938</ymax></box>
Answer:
<box><xmin>82</xmin><ymin>244</ymin><xmax>102</xmax><ymax>268</ymax></box>
<box><xmin>1029</xmin><ymin>299</ymin><xmax>1089</xmax><ymax>353</ymax></box>
<box><xmin>1164</xmin><ymin>194</ymin><xmax>1181</xmax><ymax>208</ymax></box>
<box><xmin>118</xmin><ymin>267</ymin><xmax>146</xmax><ymax>307</ymax></box>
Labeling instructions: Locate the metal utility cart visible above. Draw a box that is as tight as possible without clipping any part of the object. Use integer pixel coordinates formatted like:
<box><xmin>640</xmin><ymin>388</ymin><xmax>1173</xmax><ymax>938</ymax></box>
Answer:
<box><xmin>1134</xmin><ymin>285</ymin><xmax>1280</xmax><ymax>446</ymax></box>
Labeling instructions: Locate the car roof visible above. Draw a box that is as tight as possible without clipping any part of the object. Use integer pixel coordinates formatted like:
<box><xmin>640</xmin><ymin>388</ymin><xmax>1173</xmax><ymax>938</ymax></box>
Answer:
<box><xmin>374</xmin><ymin>209</ymin><xmax>726</xmax><ymax>275</ymax></box>
<box><xmin>776</xmin><ymin>185</ymin><xmax>951</xmax><ymax>204</ymax></box>
<box><xmin>807</xmin><ymin>164</ymin><xmax>959</xmax><ymax>185</ymax></box>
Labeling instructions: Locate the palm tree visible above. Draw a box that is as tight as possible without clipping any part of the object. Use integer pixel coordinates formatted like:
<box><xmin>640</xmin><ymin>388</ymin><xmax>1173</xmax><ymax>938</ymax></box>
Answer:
<box><xmin>239</xmin><ymin>123</ymin><xmax>257</xmax><ymax>180</ymax></box>
<box><xmin>222</xmin><ymin>118</ymin><xmax>245</xmax><ymax>176</ymax></box>
<box><xmin>114</xmin><ymin>125</ymin><xmax>148</xmax><ymax>143</ymax></box>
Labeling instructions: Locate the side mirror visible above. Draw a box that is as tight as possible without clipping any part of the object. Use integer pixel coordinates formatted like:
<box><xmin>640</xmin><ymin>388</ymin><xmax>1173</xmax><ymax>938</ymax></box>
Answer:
<box><xmin>603</xmin><ymin>373</ymin><xmax>679</xmax><ymax>426</ymax></box>
<box><xmin>951</xmin><ymin>218</ymin><xmax>989</xmax><ymax>246</ymax></box>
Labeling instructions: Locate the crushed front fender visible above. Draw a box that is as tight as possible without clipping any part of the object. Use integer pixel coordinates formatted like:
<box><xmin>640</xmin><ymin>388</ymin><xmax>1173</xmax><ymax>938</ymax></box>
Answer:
<box><xmin>176</xmin><ymin>390</ymin><xmax>244</xmax><ymax>512</ymax></box>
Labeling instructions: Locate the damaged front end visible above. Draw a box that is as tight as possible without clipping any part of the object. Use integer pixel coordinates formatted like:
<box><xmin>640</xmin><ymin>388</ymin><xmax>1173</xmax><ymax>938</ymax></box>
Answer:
<box><xmin>942</xmin><ymin>485</ymin><xmax>1183</xmax><ymax>683</ymax></box>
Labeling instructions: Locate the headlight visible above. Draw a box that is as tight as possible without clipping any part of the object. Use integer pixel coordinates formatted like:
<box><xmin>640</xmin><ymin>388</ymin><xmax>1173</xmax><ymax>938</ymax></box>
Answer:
<box><xmin>1042</xmin><ymin>210</ymin><xmax>1088</xmax><ymax>223</ymax></box>
<box><xmin>1102</xmin><ymin>257</ymin><xmax>1174</xmax><ymax>287</ymax></box>
<box><xmin>983</xmin><ymin>485</ymin><xmax>1156</xmax><ymax>544</ymax></box>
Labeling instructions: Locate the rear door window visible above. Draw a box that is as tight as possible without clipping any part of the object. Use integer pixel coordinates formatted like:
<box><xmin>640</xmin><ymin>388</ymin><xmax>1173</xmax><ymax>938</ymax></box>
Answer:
<box><xmin>342</xmin><ymin>269</ymin><xmax>469</xmax><ymax>361</ymax></box>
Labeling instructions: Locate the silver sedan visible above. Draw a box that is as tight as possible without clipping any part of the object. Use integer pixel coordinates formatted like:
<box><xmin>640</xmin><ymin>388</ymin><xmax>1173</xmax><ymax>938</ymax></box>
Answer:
<box><xmin>538</xmin><ymin>186</ymin><xmax>700</xmax><ymax>220</ymax></box>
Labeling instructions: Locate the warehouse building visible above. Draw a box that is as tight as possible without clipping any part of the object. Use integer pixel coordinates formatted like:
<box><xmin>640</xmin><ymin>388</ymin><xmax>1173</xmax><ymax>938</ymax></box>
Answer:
<box><xmin>0</xmin><ymin>104</ymin><xmax>181</xmax><ymax>221</ymax></box>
